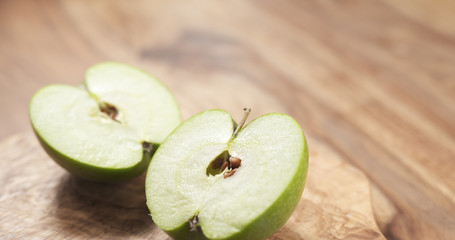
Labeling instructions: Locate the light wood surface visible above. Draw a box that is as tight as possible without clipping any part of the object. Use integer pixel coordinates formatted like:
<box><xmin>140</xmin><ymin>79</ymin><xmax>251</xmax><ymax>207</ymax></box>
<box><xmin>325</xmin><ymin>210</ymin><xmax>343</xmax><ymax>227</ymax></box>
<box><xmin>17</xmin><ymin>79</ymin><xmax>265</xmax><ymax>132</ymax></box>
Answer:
<box><xmin>1</xmin><ymin>0</ymin><xmax>455</xmax><ymax>239</ymax></box>
<box><xmin>0</xmin><ymin>133</ymin><xmax>384</xmax><ymax>239</ymax></box>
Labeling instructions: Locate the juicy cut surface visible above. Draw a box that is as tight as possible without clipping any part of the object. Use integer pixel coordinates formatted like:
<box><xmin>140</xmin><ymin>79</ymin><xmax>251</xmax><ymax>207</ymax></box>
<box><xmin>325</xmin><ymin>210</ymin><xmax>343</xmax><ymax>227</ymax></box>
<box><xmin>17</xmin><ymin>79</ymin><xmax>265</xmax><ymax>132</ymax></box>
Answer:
<box><xmin>30</xmin><ymin>62</ymin><xmax>181</xmax><ymax>169</ymax></box>
<box><xmin>30</xmin><ymin>85</ymin><xmax>142</xmax><ymax>168</ymax></box>
<box><xmin>85</xmin><ymin>62</ymin><xmax>181</xmax><ymax>144</ymax></box>
<box><xmin>146</xmin><ymin>110</ymin><xmax>306</xmax><ymax>239</ymax></box>
<box><xmin>146</xmin><ymin>110</ymin><xmax>234</xmax><ymax>230</ymax></box>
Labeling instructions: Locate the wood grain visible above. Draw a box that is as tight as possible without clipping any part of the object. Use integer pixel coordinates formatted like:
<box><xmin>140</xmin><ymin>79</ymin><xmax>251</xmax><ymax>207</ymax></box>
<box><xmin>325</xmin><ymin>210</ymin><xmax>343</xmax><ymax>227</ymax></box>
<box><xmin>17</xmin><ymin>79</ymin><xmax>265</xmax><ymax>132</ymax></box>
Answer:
<box><xmin>0</xmin><ymin>0</ymin><xmax>454</xmax><ymax>239</ymax></box>
<box><xmin>0</xmin><ymin>133</ymin><xmax>384</xmax><ymax>239</ymax></box>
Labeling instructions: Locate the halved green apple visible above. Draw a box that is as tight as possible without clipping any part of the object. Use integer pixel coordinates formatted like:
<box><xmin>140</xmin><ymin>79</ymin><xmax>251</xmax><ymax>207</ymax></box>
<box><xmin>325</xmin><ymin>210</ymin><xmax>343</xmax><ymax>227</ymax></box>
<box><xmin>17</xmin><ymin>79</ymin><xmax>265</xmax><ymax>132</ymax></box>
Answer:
<box><xmin>146</xmin><ymin>109</ymin><xmax>308</xmax><ymax>240</ymax></box>
<box><xmin>29</xmin><ymin>62</ymin><xmax>181</xmax><ymax>182</ymax></box>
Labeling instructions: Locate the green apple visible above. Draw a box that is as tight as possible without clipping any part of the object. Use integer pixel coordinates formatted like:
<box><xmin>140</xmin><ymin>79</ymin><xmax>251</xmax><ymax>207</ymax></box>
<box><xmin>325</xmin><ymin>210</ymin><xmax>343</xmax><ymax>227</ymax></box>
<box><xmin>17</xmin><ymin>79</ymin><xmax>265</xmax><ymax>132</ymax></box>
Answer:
<box><xmin>146</xmin><ymin>109</ymin><xmax>308</xmax><ymax>240</ymax></box>
<box><xmin>29</xmin><ymin>62</ymin><xmax>181</xmax><ymax>182</ymax></box>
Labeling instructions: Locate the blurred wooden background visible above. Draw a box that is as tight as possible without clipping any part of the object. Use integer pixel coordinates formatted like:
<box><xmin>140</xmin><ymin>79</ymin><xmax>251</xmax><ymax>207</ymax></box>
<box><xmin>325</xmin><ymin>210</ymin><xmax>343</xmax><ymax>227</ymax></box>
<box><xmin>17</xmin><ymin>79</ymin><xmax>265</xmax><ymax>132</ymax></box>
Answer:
<box><xmin>1</xmin><ymin>0</ymin><xmax>454</xmax><ymax>239</ymax></box>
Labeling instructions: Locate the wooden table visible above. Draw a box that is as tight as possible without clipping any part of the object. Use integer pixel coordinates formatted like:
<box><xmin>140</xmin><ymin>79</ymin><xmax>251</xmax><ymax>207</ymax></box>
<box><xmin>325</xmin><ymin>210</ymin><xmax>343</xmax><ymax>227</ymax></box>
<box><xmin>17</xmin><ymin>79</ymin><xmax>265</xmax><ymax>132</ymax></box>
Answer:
<box><xmin>1</xmin><ymin>0</ymin><xmax>454</xmax><ymax>239</ymax></box>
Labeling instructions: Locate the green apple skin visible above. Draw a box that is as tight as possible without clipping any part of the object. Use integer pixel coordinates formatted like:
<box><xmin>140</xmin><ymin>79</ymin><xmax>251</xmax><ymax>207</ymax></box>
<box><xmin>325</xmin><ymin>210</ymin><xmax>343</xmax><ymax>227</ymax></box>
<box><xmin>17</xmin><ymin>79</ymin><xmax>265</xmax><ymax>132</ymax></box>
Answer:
<box><xmin>34</xmin><ymin>131</ymin><xmax>157</xmax><ymax>182</ymax></box>
<box><xmin>146</xmin><ymin>110</ymin><xmax>308</xmax><ymax>240</ymax></box>
<box><xmin>29</xmin><ymin>62</ymin><xmax>180</xmax><ymax>182</ymax></box>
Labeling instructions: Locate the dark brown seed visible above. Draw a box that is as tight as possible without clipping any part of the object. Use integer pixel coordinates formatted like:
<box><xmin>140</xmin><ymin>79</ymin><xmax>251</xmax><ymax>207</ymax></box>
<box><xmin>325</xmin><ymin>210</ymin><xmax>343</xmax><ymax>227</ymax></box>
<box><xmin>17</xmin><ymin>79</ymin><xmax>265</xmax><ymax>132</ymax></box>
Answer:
<box><xmin>100</xmin><ymin>102</ymin><xmax>118</xmax><ymax>120</ymax></box>
<box><xmin>211</xmin><ymin>157</ymin><xmax>224</xmax><ymax>169</ymax></box>
<box><xmin>223</xmin><ymin>169</ymin><xmax>237</xmax><ymax>178</ymax></box>
<box><xmin>229</xmin><ymin>157</ymin><xmax>241</xmax><ymax>169</ymax></box>
<box><xmin>221</xmin><ymin>160</ymin><xmax>229</xmax><ymax>171</ymax></box>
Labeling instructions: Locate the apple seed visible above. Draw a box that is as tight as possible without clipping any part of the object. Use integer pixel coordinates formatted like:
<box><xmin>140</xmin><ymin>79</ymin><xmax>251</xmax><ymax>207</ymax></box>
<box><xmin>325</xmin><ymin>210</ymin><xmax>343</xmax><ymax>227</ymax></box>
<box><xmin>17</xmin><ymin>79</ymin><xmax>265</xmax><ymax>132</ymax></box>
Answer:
<box><xmin>99</xmin><ymin>101</ymin><xmax>119</xmax><ymax>121</ymax></box>
<box><xmin>223</xmin><ymin>168</ymin><xmax>237</xmax><ymax>178</ymax></box>
<box><xmin>229</xmin><ymin>157</ymin><xmax>241</xmax><ymax>169</ymax></box>
<box><xmin>221</xmin><ymin>160</ymin><xmax>229</xmax><ymax>172</ymax></box>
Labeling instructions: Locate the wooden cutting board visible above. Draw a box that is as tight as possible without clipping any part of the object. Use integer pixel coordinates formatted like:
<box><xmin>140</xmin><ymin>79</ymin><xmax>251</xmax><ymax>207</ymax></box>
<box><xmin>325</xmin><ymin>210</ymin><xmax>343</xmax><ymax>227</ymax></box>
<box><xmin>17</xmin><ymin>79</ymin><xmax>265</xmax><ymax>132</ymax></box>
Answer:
<box><xmin>0</xmin><ymin>133</ymin><xmax>385</xmax><ymax>239</ymax></box>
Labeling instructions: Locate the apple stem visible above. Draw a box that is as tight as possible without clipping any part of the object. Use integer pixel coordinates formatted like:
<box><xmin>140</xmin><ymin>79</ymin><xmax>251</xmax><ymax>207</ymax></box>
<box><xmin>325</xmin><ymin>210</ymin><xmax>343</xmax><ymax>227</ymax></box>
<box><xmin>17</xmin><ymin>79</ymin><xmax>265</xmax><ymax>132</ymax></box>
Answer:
<box><xmin>142</xmin><ymin>142</ymin><xmax>154</xmax><ymax>153</ymax></box>
<box><xmin>232</xmin><ymin>108</ymin><xmax>251</xmax><ymax>137</ymax></box>
<box><xmin>189</xmin><ymin>215</ymin><xmax>200</xmax><ymax>232</ymax></box>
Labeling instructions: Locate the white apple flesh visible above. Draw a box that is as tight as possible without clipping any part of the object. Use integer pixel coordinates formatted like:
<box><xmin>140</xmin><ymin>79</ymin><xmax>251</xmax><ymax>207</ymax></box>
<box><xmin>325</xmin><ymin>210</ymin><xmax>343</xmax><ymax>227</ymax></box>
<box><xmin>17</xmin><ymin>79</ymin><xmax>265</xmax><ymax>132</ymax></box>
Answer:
<box><xmin>146</xmin><ymin>109</ymin><xmax>308</xmax><ymax>240</ymax></box>
<box><xmin>29</xmin><ymin>62</ymin><xmax>181</xmax><ymax>182</ymax></box>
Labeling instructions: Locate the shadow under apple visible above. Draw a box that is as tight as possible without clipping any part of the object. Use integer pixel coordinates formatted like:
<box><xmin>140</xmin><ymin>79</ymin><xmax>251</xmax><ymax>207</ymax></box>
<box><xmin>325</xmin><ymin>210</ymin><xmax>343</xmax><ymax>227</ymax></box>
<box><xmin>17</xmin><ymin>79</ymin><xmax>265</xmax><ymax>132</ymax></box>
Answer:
<box><xmin>52</xmin><ymin>173</ymin><xmax>166</xmax><ymax>239</ymax></box>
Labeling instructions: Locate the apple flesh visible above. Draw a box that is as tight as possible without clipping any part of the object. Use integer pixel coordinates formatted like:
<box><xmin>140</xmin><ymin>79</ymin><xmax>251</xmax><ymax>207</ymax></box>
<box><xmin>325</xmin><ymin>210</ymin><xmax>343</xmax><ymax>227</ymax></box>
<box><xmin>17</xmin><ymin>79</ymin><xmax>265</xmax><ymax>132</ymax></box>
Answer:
<box><xmin>29</xmin><ymin>62</ymin><xmax>181</xmax><ymax>182</ymax></box>
<box><xmin>146</xmin><ymin>109</ymin><xmax>308</xmax><ymax>240</ymax></box>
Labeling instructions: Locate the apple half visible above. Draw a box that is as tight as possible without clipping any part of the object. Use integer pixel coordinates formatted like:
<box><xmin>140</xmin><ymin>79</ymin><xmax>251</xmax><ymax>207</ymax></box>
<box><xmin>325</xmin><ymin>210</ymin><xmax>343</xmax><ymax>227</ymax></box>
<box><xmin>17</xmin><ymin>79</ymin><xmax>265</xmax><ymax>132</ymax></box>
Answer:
<box><xmin>146</xmin><ymin>109</ymin><xmax>308</xmax><ymax>240</ymax></box>
<box><xmin>29</xmin><ymin>62</ymin><xmax>181</xmax><ymax>182</ymax></box>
